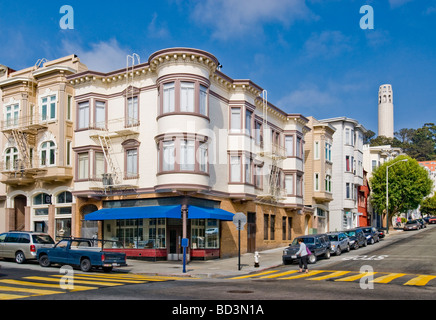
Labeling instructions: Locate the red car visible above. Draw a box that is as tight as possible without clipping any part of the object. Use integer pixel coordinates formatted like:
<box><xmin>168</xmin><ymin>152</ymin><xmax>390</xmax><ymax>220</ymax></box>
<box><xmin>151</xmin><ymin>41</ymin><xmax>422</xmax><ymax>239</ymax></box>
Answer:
<box><xmin>429</xmin><ymin>217</ymin><xmax>436</xmax><ymax>224</ymax></box>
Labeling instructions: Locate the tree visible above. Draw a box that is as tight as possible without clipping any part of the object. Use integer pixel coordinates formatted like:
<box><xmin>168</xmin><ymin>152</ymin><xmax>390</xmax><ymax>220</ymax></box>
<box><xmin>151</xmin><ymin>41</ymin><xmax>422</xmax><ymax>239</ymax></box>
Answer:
<box><xmin>420</xmin><ymin>194</ymin><xmax>436</xmax><ymax>216</ymax></box>
<box><xmin>370</xmin><ymin>155</ymin><xmax>433</xmax><ymax>225</ymax></box>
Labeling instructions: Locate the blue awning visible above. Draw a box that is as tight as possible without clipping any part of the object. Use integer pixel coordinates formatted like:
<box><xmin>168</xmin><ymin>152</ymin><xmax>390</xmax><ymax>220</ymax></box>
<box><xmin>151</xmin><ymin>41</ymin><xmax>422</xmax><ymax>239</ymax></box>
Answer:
<box><xmin>84</xmin><ymin>205</ymin><xmax>182</xmax><ymax>221</ymax></box>
<box><xmin>84</xmin><ymin>204</ymin><xmax>235</xmax><ymax>221</ymax></box>
<box><xmin>187</xmin><ymin>205</ymin><xmax>234</xmax><ymax>221</ymax></box>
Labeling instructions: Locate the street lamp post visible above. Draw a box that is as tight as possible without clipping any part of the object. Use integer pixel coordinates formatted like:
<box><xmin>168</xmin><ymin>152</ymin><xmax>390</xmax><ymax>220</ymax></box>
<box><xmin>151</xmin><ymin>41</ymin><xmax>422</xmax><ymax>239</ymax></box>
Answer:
<box><xmin>386</xmin><ymin>159</ymin><xmax>408</xmax><ymax>234</ymax></box>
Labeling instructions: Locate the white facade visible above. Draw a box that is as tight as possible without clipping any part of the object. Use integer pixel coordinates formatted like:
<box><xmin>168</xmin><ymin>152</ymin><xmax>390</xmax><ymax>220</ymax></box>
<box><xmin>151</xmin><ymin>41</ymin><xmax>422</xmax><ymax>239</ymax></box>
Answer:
<box><xmin>378</xmin><ymin>84</ymin><xmax>394</xmax><ymax>138</ymax></box>
<box><xmin>319</xmin><ymin>117</ymin><xmax>367</xmax><ymax>231</ymax></box>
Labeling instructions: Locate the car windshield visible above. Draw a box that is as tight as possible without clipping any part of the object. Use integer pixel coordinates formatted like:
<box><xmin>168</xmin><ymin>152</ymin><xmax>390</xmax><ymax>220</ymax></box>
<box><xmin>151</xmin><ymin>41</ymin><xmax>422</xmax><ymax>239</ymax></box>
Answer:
<box><xmin>328</xmin><ymin>235</ymin><xmax>339</xmax><ymax>241</ymax></box>
<box><xmin>362</xmin><ymin>228</ymin><xmax>371</xmax><ymax>233</ymax></box>
<box><xmin>345</xmin><ymin>231</ymin><xmax>356</xmax><ymax>237</ymax></box>
<box><xmin>406</xmin><ymin>220</ymin><xmax>417</xmax><ymax>224</ymax></box>
<box><xmin>292</xmin><ymin>237</ymin><xmax>315</xmax><ymax>245</ymax></box>
<box><xmin>32</xmin><ymin>234</ymin><xmax>55</xmax><ymax>244</ymax></box>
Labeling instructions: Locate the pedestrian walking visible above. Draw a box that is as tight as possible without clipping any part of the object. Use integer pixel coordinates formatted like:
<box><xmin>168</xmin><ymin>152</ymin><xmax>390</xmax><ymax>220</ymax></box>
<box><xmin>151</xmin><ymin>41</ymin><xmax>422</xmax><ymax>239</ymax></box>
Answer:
<box><xmin>396</xmin><ymin>216</ymin><xmax>401</xmax><ymax>228</ymax></box>
<box><xmin>296</xmin><ymin>238</ymin><xmax>309</xmax><ymax>273</ymax></box>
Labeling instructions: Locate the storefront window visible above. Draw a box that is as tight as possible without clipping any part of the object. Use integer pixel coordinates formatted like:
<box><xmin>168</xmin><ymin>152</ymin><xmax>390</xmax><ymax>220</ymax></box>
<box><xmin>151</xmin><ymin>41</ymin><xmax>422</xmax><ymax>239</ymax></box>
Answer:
<box><xmin>191</xmin><ymin>219</ymin><xmax>219</xmax><ymax>249</ymax></box>
<box><xmin>56</xmin><ymin>218</ymin><xmax>71</xmax><ymax>240</ymax></box>
<box><xmin>103</xmin><ymin>218</ymin><xmax>166</xmax><ymax>249</ymax></box>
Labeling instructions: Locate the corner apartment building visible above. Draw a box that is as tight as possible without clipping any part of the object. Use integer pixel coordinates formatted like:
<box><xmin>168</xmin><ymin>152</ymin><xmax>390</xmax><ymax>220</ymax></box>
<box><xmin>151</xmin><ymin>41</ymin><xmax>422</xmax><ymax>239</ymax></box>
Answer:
<box><xmin>319</xmin><ymin>117</ymin><xmax>367</xmax><ymax>231</ymax></box>
<box><xmin>362</xmin><ymin>144</ymin><xmax>403</xmax><ymax>227</ymax></box>
<box><xmin>66</xmin><ymin>47</ymin><xmax>311</xmax><ymax>260</ymax></box>
<box><xmin>303</xmin><ymin>116</ymin><xmax>336</xmax><ymax>233</ymax></box>
<box><xmin>0</xmin><ymin>56</ymin><xmax>88</xmax><ymax>237</ymax></box>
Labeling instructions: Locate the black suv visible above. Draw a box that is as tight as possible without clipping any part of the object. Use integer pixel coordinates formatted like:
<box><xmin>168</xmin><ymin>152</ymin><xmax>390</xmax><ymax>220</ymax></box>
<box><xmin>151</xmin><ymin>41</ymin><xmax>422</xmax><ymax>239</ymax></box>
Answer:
<box><xmin>358</xmin><ymin>227</ymin><xmax>380</xmax><ymax>244</ymax></box>
<box><xmin>343</xmin><ymin>228</ymin><xmax>367</xmax><ymax>249</ymax></box>
<box><xmin>283</xmin><ymin>234</ymin><xmax>331</xmax><ymax>265</ymax></box>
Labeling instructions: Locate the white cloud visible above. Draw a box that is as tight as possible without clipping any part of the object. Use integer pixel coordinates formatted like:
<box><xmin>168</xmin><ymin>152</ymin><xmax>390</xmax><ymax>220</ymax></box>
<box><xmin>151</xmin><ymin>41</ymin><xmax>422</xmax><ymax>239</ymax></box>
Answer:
<box><xmin>60</xmin><ymin>38</ymin><xmax>131</xmax><ymax>72</ymax></box>
<box><xmin>277</xmin><ymin>84</ymin><xmax>339</xmax><ymax>114</ymax></box>
<box><xmin>147</xmin><ymin>13</ymin><xmax>170</xmax><ymax>39</ymax></box>
<box><xmin>304</xmin><ymin>31</ymin><xmax>353</xmax><ymax>59</ymax></box>
<box><xmin>388</xmin><ymin>0</ymin><xmax>413</xmax><ymax>8</ymax></box>
<box><xmin>190</xmin><ymin>0</ymin><xmax>316</xmax><ymax>40</ymax></box>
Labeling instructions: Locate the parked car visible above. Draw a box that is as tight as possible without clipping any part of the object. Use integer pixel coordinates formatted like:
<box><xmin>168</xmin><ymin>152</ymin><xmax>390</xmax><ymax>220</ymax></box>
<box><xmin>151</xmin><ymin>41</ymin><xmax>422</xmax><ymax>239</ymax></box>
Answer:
<box><xmin>403</xmin><ymin>220</ymin><xmax>420</xmax><ymax>231</ymax></box>
<box><xmin>358</xmin><ymin>227</ymin><xmax>380</xmax><ymax>244</ymax></box>
<box><xmin>283</xmin><ymin>234</ymin><xmax>331</xmax><ymax>265</ymax></box>
<box><xmin>416</xmin><ymin>218</ymin><xmax>427</xmax><ymax>229</ymax></box>
<box><xmin>327</xmin><ymin>232</ymin><xmax>350</xmax><ymax>255</ymax></box>
<box><xmin>0</xmin><ymin>231</ymin><xmax>55</xmax><ymax>264</ymax></box>
<box><xmin>429</xmin><ymin>217</ymin><xmax>436</xmax><ymax>224</ymax></box>
<box><xmin>37</xmin><ymin>237</ymin><xmax>127</xmax><ymax>272</ymax></box>
<box><xmin>343</xmin><ymin>228</ymin><xmax>367</xmax><ymax>249</ymax></box>
<box><xmin>377</xmin><ymin>227</ymin><xmax>386</xmax><ymax>239</ymax></box>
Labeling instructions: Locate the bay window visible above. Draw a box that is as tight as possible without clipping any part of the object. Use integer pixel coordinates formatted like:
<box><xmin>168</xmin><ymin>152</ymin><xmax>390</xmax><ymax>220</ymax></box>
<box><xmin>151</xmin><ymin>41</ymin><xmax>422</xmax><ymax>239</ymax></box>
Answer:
<box><xmin>180</xmin><ymin>82</ymin><xmax>195</xmax><ymax>112</ymax></box>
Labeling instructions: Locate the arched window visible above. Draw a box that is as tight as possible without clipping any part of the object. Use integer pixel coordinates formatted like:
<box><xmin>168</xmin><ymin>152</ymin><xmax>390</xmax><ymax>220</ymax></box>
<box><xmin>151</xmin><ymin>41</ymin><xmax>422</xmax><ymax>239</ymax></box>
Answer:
<box><xmin>40</xmin><ymin>141</ymin><xmax>56</xmax><ymax>166</ymax></box>
<box><xmin>5</xmin><ymin>147</ymin><xmax>18</xmax><ymax>170</ymax></box>
<box><xmin>57</xmin><ymin>191</ymin><xmax>72</xmax><ymax>204</ymax></box>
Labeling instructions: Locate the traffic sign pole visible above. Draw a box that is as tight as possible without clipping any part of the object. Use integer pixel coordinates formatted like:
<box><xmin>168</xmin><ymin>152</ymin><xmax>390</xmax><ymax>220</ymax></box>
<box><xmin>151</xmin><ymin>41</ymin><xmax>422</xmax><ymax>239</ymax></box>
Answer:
<box><xmin>238</xmin><ymin>220</ymin><xmax>241</xmax><ymax>271</ymax></box>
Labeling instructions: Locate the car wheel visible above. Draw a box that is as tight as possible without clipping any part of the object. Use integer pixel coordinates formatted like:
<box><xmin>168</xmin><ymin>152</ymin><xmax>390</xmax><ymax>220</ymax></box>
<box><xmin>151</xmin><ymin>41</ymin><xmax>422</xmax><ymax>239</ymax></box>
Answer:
<box><xmin>354</xmin><ymin>243</ymin><xmax>359</xmax><ymax>250</ymax></box>
<box><xmin>80</xmin><ymin>258</ymin><xmax>92</xmax><ymax>272</ymax></box>
<box><xmin>15</xmin><ymin>251</ymin><xmax>26</xmax><ymax>264</ymax></box>
<box><xmin>39</xmin><ymin>254</ymin><xmax>51</xmax><ymax>267</ymax></box>
<box><xmin>308</xmin><ymin>255</ymin><xmax>317</xmax><ymax>264</ymax></box>
<box><xmin>363</xmin><ymin>240</ymin><xmax>368</xmax><ymax>247</ymax></box>
<box><xmin>336</xmin><ymin>247</ymin><xmax>342</xmax><ymax>256</ymax></box>
<box><xmin>324</xmin><ymin>250</ymin><xmax>331</xmax><ymax>259</ymax></box>
<box><xmin>370</xmin><ymin>238</ymin><xmax>375</xmax><ymax>245</ymax></box>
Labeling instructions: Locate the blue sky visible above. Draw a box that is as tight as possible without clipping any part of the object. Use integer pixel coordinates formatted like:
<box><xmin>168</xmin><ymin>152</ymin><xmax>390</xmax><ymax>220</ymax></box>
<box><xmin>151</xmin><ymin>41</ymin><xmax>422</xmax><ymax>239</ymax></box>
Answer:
<box><xmin>1</xmin><ymin>0</ymin><xmax>435</xmax><ymax>134</ymax></box>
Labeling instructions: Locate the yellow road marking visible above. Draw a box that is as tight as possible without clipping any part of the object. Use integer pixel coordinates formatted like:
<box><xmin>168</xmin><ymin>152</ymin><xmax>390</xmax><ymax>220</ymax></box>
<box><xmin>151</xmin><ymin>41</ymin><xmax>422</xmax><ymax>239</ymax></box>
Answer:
<box><xmin>335</xmin><ymin>272</ymin><xmax>377</xmax><ymax>282</ymax></box>
<box><xmin>404</xmin><ymin>275</ymin><xmax>436</xmax><ymax>286</ymax></box>
<box><xmin>307</xmin><ymin>271</ymin><xmax>351</xmax><ymax>281</ymax></box>
<box><xmin>76</xmin><ymin>273</ymin><xmax>194</xmax><ymax>281</ymax></box>
<box><xmin>229</xmin><ymin>270</ymin><xmax>279</xmax><ymax>280</ymax></box>
<box><xmin>371</xmin><ymin>273</ymin><xmax>407</xmax><ymax>284</ymax></box>
<box><xmin>24</xmin><ymin>276</ymin><xmax>123</xmax><ymax>287</ymax></box>
<box><xmin>0</xmin><ymin>285</ymin><xmax>63</xmax><ymax>296</ymax></box>
<box><xmin>50</xmin><ymin>275</ymin><xmax>147</xmax><ymax>284</ymax></box>
<box><xmin>0</xmin><ymin>279</ymin><xmax>97</xmax><ymax>291</ymax></box>
<box><xmin>259</xmin><ymin>270</ymin><xmax>299</xmax><ymax>279</ymax></box>
<box><xmin>281</xmin><ymin>270</ymin><xmax>324</xmax><ymax>279</ymax></box>
<box><xmin>0</xmin><ymin>293</ymin><xmax>32</xmax><ymax>300</ymax></box>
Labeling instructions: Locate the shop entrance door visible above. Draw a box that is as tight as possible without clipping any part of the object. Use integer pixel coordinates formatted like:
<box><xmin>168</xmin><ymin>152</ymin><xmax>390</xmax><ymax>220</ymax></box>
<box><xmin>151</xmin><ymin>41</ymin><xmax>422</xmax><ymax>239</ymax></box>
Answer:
<box><xmin>14</xmin><ymin>195</ymin><xmax>26</xmax><ymax>231</ymax></box>
<box><xmin>168</xmin><ymin>226</ymin><xmax>182</xmax><ymax>261</ymax></box>
<box><xmin>247</xmin><ymin>212</ymin><xmax>256</xmax><ymax>253</ymax></box>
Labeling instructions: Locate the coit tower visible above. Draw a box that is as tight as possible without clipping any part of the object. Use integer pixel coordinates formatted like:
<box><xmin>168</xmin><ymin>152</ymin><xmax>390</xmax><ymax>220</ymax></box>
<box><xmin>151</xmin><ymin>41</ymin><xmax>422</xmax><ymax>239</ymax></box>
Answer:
<box><xmin>378</xmin><ymin>84</ymin><xmax>394</xmax><ymax>138</ymax></box>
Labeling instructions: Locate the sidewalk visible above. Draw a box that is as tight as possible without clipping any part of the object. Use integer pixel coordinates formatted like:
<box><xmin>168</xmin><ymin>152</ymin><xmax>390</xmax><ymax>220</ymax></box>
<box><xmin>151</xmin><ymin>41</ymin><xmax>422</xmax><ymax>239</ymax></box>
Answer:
<box><xmin>120</xmin><ymin>246</ymin><xmax>286</xmax><ymax>279</ymax></box>
<box><xmin>117</xmin><ymin>227</ymin><xmax>412</xmax><ymax>279</ymax></box>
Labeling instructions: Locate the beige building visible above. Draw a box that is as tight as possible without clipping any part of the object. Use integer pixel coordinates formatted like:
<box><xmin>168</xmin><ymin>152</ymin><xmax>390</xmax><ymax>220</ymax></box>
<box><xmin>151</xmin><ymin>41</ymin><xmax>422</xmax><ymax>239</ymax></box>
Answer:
<box><xmin>303</xmin><ymin>117</ymin><xmax>336</xmax><ymax>233</ymax></box>
<box><xmin>66</xmin><ymin>48</ymin><xmax>312</xmax><ymax>260</ymax></box>
<box><xmin>0</xmin><ymin>56</ymin><xmax>87</xmax><ymax>238</ymax></box>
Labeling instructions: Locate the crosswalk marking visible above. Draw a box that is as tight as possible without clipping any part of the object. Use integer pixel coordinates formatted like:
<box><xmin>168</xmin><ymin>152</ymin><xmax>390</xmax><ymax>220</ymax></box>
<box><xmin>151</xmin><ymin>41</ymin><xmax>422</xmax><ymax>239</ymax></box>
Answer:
<box><xmin>307</xmin><ymin>271</ymin><xmax>351</xmax><ymax>281</ymax></box>
<box><xmin>49</xmin><ymin>275</ymin><xmax>147</xmax><ymax>284</ymax></box>
<box><xmin>370</xmin><ymin>273</ymin><xmax>407</xmax><ymax>284</ymax></box>
<box><xmin>229</xmin><ymin>270</ymin><xmax>279</xmax><ymax>280</ymax></box>
<box><xmin>259</xmin><ymin>270</ymin><xmax>299</xmax><ymax>279</ymax></box>
<box><xmin>0</xmin><ymin>293</ymin><xmax>32</xmax><ymax>300</ymax></box>
<box><xmin>334</xmin><ymin>272</ymin><xmax>377</xmax><ymax>282</ymax></box>
<box><xmin>24</xmin><ymin>276</ymin><xmax>125</xmax><ymax>287</ymax></box>
<box><xmin>228</xmin><ymin>269</ymin><xmax>436</xmax><ymax>287</ymax></box>
<box><xmin>403</xmin><ymin>275</ymin><xmax>436</xmax><ymax>286</ymax></box>
<box><xmin>0</xmin><ymin>279</ymin><xmax>97</xmax><ymax>291</ymax></box>
<box><xmin>0</xmin><ymin>273</ymin><xmax>184</xmax><ymax>300</ymax></box>
<box><xmin>281</xmin><ymin>270</ymin><xmax>324</xmax><ymax>280</ymax></box>
<box><xmin>0</xmin><ymin>285</ymin><xmax>64</xmax><ymax>296</ymax></box>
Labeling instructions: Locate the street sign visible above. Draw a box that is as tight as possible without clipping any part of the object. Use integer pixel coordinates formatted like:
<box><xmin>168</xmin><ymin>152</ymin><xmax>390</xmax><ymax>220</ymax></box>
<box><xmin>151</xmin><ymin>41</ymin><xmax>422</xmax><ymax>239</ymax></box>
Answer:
<box><xmin>233</xmin><ymin>212</ymin><xmax>247</xmax><ymax>230</ymax></box>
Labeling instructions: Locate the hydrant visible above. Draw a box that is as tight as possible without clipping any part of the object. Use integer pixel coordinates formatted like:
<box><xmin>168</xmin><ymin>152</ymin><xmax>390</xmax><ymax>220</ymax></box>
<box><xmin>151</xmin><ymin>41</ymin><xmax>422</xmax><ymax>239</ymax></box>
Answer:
<box><xmin>254</xmin><ymin>251</ymin><xmax>260</xmax><ymax>268</ymax></box>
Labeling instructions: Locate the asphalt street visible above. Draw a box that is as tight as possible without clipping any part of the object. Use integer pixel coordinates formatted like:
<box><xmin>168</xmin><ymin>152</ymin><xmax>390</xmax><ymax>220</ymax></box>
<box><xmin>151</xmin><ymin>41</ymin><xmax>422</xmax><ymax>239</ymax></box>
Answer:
<box><xmin>0</xmin><ymin>225</ymin><xmax>434</xmax><ymax>304</ymax></box>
